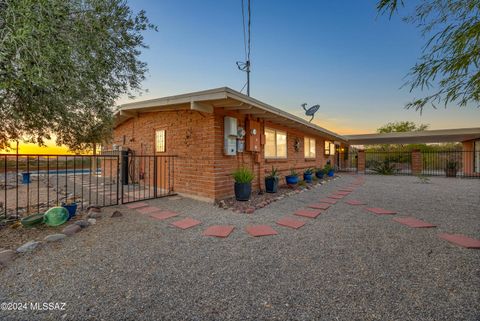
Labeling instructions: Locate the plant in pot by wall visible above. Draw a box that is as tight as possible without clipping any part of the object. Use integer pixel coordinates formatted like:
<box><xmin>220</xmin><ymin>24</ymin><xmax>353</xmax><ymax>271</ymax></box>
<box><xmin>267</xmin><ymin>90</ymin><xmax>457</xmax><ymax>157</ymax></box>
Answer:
<box><xmin>285</xmin><ymin>168</ymin><xmax>299</xmax><ymax>185</ymax></box>
<box><xmin>232</xmin><ymin>167</ymin><xmax>255</xmax><ymax>201</ymax></box>
<box><xmin>445</xmin><ymin>161</ymin><xmax>458</xmax><ymax>177</ymax></box>
<box><xmin>303</xmin><ymin>168</ymin><xmax>314</xmax><ymax>183</ymax></box>
<box><xmin>324</xmin><ymin>164</ymin><xmax>335</xmax><ymax>177</ymax></box>
<box><xmin>265</xmin><ymin>166</ymin><xmax>279</xmax><ymax>193</ymax></box>
<box><xmin>315</xmin><ymin>167</ymin><xmax>325</xmax><ymax>179</ymax></box>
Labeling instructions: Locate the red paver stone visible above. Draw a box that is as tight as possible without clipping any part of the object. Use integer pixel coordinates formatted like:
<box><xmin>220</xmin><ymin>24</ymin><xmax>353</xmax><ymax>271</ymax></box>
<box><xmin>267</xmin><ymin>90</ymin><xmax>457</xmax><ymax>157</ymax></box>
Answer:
<box><xmin>346</xmin><ymin>200</ymin><xmax>366</xmax><ymax>206</ymax></box>
<box><xmin>328</xmin><ymin>195</ymin><xmax>344</xmax><ymax>199</ymax></box>
<box><xmin>393</xmin><ymin>217</ymin><xmax>436</xmax><ymax>228</ymax></box>
<box><xmin>137</xmin><ymin>206</ymin><xmax>163</xmax><ymax>214</ymax></box>
<box><xmin>246</xmin><ymin>225</ymin><xmax>278</xmax><ymax>237</ymax></box>
<box><xmin>203</xmin><ymin>225</ymin><xmax>235</xmax><ymax>238</ymax></box>
<box><xmin>294</xmin><ymin>209</ymin><xmax>322</xmax><ymax>218</ymax></box>
<box><xmin>365</xmin><ymin>207</ymin><xmax>396</xmax><ymax>215</ymax></box>
<box><xmin>308</xmin><ymin>203</ymin><xmax>330</xmax><ymax>210</ymax></box>
<box><xmin>276</xmin><ymin>217</ymin><xmax>306</xmax><ymax>229</ymax></box>
<box><xmin>339</xmin><ymin>188</ymin><xmax>354</xmax><ymax>192</ymax></box>
<box><xmin>171</xmin><ymin>218</ymin><xmax>201</xmax><ymax>230</ymax></box>
<box><xmin>319</xmin><ymin>198</ymin><xmax>337</xmax><ymax>204</ymax></box>
<box><xmin>335</xmin><ymin>191</ymin><xmax>351</xmax><ymax>196</ymax></box>
<box><xmin>125</xmin><ymin>202</ymin><xmax>149</xmax><ymax>209</ymax></box>
<box><xmin>149</xmin><ymin>211</ymin><xmax>179</xmax><ymax>220</ymax></box>
<box><xmin>438</xmin><ymin>233</ymin><xmax>480</xmax><ymax>249</ymax></box>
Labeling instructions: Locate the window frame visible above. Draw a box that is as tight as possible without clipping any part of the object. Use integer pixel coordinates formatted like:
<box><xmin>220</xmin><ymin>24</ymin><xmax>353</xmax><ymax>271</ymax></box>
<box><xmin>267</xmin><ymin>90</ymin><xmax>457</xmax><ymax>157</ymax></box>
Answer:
<box><xmin>304</xmin><ymin>136</ymin><xmax>316</xmax><ymax>159</ymax></box>
<box><xmin>155</xmin><ymin>129</ymin><xmax>166</xmax><ymax>153</ymax></box>
<box><xmin>264</xmin><ymin>127</ymin><xmax>287</xmax><ymax>159</ymax></box>
<box><xmin>324</xmin><ymin>140</ymin><xmax>335</xmax><ymax>156</ymax></box>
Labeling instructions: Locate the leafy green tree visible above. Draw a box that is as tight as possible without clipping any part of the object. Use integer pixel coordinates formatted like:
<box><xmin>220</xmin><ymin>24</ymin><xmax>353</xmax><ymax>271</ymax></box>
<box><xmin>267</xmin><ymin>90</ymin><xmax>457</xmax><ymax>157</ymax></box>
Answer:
<box><xmin>377</xmin><ymin>121</ymin><xmax>429</xmax><ymax>133</ymax></box>
<box><xmin>0</xmin><ymin>0</ymin><xmax>156</xmax><ymax>151</ymax></box>
<box><xmin>377</xmin><ymin>0</ymin><xmax>480</xmax><ymax>111</ymax></box>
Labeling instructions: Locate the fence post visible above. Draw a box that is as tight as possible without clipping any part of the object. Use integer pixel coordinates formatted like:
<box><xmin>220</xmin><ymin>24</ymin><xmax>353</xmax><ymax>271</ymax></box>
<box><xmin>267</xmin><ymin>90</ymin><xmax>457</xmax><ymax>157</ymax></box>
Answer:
<box><xmin>357</xmin><ymin>150</ymin><xmax>365</xmax><ymax>174</ymax></box>
<box><xmin>411</xmin><ymin>149</ymin><xmax>423</xmax><ymax>175</ymax></box>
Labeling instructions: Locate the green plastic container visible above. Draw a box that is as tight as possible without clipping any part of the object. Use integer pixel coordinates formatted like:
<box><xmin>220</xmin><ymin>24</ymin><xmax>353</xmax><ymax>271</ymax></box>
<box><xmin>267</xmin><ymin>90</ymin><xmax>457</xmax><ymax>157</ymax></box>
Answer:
<box><xmin>43</xmin><ymin>207</ymin><xmax>69</xmax><ymax>227</ymax></box>
<box><xmin>21</xmin><ymin>213</ymin><xmax>44</xmax><ymax>227</ymax></box>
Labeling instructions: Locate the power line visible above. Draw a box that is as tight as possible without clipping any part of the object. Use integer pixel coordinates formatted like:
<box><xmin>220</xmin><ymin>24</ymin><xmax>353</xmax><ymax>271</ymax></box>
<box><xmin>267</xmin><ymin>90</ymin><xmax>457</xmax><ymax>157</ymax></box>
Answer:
<box><xmin>237</xmin><ymin>0</ymin><xmax>251</xmax><ymax>96</ymax></box>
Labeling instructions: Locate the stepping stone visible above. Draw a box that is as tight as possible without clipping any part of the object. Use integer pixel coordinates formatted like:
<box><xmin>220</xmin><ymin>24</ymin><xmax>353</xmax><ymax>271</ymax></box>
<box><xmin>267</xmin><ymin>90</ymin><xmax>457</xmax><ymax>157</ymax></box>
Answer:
<box><xmin>171</xmin><ymin>218</ymin><xmax>201</xmax><ymax>230</ymax></box>
<box><xmin>203</xmin><ymin>225</ymin><xmax>235</xmax><ymax>238</ymax></box>
<box><xmin>125</xmin><ymin>202</ymin><xmax>149</xmax><ymax>209</ymax></box>
<box><xmin>150</xmin><ymin>211</ymin><xmax>179</xmax><ymax>220</ymax></box>
<box><xmin>393</xmin><ymin>217</ymin><xmax>436</xmax><ymax>228</ymax></box>
<box><xmin>365</xmin><ymin>207</ymin><xmax>396</xmax><ymax>215</ymax></box>
<box><xmin>346</xmin><ymin>200</ymin><xmax>366</xmax><ymax>206</ymax></box>
<box><xmin>335</xmin><ymin>191</ymin><xmax>351</xmax><ymax>195</ymax></box>
<box><xmin>438</xmin><ymin>233</ymin><xmax>480</xmax><ymax>249</ymax></box>
<box><xmin>246</xmin><ymin>225</ymin><xmax>278</xmax><ymax>237</ymax></box>
<box><xmin>319</xmin><ymin>198</ymin><xmax>337</xmax><ymax>204</ymax></box>
<box><xmin>294</xmin><ymin>209</ymin><xmax>322</xmax><ymax>219</ymax></box>
<box><xmin>328</xmin><ymin>195</ymin><xmax>344</xmax><ymax>199</ymax></box>
<box><xmin>137</xmin><ymin>206</ymin><xmax>162</xmax><ymax>214</ymax></box>
<box><xmin>276</xmin><ymin>217</ymin><xmax>306</xmax><ymax>229</ymax></box>
<box><xmin>339</xmin><ymin>188</ymin><xmax>354</xmax><ymax>192</ymax></box>
<box><xmin>308</xmin><ymin>203</ymin><xmax>330</xmax><ymax>210</ymax></box>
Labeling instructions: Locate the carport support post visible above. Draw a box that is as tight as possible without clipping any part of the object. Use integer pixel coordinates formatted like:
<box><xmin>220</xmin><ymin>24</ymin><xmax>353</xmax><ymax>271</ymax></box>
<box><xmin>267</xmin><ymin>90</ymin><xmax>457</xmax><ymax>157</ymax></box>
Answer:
<box><xmin>357</xmin><ymin>150</ymin><xmax>365</xmax><ymax>174</ymax></box>
<box><xmin>411</xmin><ymin>149</ymin><xmax>423</xmax><ymax>175</ymax></box>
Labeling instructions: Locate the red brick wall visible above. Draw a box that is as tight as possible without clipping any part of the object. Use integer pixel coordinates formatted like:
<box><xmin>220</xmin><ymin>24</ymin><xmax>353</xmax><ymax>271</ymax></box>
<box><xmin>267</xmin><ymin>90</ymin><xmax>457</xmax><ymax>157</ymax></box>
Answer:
<box><xmin>113</xmin><ymin>109</ymin><xmax>345</xmax><ymax>201</ymax></box>
<box><xmin>113</xmin><ymin>110</ymin><xmax>216</xmax><ymax>200</ymax></box>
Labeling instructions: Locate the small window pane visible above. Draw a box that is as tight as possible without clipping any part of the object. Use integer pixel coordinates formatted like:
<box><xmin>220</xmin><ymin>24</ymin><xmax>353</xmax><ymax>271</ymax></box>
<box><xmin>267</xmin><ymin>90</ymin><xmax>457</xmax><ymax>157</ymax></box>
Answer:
<box><xmin>330</xmin><ymin>143</ymin><xmax>335</xmax><ymax>155</ymax></box>
<box><xmin>265</xmin><ymin>129</ymin><xmax>276</xmax><ymax>158</ymax></box>
<box><xmin>155</xmin><ymin>130</ymin><xmax>165</xmax><ymax>152</ymax></box>
<box><xmin>309</xmin><ymin>139</ymin><xmax>316</xmax><ymax>158</ymax></box>
<box><xmin>276</xmin><ymin>131</ymin><xmax>287</xmax><ymax>158</ymax></box>
<box><xmin>325</xmin><ymin>141</ymin><xmax>330</xmax><ymax>155</ymax></box>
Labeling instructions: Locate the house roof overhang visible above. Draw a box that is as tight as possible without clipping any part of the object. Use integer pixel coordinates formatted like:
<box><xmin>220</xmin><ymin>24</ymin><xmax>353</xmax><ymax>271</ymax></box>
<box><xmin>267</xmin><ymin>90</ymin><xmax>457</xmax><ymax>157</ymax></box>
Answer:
<box><xmin>345</xmin><ymin>128</ymin><xmax>480</xmax><ymax>145</ymax></box>
<box><xmin>114</xmin><ymin>87</ymin><xmax>347</xmax><ymax>143</ymax></box>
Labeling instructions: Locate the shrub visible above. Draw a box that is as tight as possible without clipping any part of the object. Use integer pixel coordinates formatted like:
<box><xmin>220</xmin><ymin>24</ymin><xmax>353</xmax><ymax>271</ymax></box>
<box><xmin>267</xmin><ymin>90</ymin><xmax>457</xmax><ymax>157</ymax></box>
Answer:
<box><xmin>371</xmin><ymin>160</ymin><xmax>397</xmax><ymax>175</ymax></box>
<box><xmin>265</xmin><ymin>166</ymin><xmax>279</xmax><ymax>179</ymax></box>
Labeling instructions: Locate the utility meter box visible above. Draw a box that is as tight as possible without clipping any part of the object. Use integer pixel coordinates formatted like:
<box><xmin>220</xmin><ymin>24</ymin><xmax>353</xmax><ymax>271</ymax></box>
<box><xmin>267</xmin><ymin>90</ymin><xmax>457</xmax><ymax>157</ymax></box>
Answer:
<box><xmin>224</xmin><ymin>116</ymin><xmax>238</xmax><ymax>155</ymax></box>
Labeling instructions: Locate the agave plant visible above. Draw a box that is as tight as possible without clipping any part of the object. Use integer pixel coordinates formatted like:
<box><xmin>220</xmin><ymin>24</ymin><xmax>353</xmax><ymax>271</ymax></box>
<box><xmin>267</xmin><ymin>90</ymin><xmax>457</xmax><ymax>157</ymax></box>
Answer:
<box><xmin>371</xmin><ymin>160</ymin><xmax>398</xmax><ymax>175</ymax></box>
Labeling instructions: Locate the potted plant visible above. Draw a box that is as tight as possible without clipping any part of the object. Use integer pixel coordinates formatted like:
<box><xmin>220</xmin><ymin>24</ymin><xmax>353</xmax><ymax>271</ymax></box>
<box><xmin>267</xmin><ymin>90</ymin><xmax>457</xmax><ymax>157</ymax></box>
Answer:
<box><xmin>324</xmin><ymin>164</ymin><xmax>335</xmax><ymax>177</ymax></box>
<box><xmin>265</xmin><ymin>166</ymin><xmax>279</xmax><ymax>193</ymax></box>
<box><xmin>315</xmin><ymin>167</ymin><xmax>325</xmax><ymax>179</ymax></box>
<box><xmin>61</xmin><ymin>201</ymin><xmax>78</xmax><ymax>220</ymax></box>
<box><xmin>285</xmin><ymin>168</ymin><xmax>299</xmax><ymax>185</ymax></box>
<box><xmin>303</xmin><ymin>168</ymin><xmax>314</xmax><ymax>183</ymax></box>
<box><xmin>232</xmin><ymin>167</ymin><xmax>254</xmax><ymax>201</ymax></box>
<box><xmin>445</xmin><ymin>161</ymin><xmax>458</xmax><ymax>177</ymax></box>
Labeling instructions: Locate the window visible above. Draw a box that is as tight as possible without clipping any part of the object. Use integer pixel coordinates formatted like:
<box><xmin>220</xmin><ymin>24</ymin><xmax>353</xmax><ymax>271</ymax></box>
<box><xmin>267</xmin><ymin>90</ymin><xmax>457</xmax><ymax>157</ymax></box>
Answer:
<box><xmin>475</xmin><ymin>139</ymin><xmax>480</xmax><ymax>173</ymax></box>
<box><xmin>265</xmin><ymin>128</ymin><xmax>287</xmax><ymax>158</ymax></box>
<box><xmin>304</xmin><ymin>137</ymin><xmax>316</xmax><ymax>158</ymax></box>
<box><xmin>324</xmin><ymin>141</ymin><xmax>335</xmax><ymax>156</ymax></box>
<box><xmin>155</xmin><ymin>130</ymin><xmax>165</xmax><ymax>152</ymax></box>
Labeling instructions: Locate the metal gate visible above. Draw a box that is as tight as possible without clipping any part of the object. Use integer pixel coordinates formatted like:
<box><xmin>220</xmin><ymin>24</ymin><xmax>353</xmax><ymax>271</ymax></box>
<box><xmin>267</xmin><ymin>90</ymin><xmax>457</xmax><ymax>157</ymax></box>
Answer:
<box><xmin>336</xmin><ymin>151</ymin><xmax>358</xmax><ymax>173</ymax></box>
<box><xmin>120</xmin><ymin>154</ymin><xmax>176</xmax><ymax>204</ymax></box>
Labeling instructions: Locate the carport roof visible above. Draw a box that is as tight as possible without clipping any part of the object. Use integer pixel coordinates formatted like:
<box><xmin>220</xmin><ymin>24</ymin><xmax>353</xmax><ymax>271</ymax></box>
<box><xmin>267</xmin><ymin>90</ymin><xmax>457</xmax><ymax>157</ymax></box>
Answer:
<box><xmin>346</xmin><ymin>128</ymin><xmax>480</xmax><ymax>145</ymax></box>
<box><xmin>114</xmin><ymin>87</ymin><xmax>347</xmax><ymax>142</ymax></box>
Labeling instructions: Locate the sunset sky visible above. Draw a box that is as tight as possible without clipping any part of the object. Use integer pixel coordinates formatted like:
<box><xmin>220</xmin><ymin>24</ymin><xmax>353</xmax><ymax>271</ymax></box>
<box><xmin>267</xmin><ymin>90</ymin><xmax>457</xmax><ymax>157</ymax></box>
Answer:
<box><xmin>4</xmin><ymin>0</ymin><xmax>479</xmax><ymax>154</ymax></box>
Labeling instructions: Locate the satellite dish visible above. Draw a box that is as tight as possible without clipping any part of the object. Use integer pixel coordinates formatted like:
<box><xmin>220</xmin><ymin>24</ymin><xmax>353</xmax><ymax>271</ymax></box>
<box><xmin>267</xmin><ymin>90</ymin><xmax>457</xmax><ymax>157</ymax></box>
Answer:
<box><xmin>301</xmin><ymin>103</ymin><xmax>320</xmax><ymax>122</ymax></box>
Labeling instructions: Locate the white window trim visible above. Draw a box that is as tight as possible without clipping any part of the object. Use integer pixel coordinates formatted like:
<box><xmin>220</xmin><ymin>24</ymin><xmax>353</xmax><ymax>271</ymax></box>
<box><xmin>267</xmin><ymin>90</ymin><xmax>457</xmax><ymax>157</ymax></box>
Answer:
<box><xmin>265</xmin><ymin>128</ymin><xmax>287</xmax><ymax>159</ymax></box>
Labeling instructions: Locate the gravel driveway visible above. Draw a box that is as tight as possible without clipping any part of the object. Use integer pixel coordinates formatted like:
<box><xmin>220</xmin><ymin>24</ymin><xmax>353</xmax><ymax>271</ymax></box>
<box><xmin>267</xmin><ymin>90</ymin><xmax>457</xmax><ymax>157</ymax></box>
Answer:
<box><xmin>1</xmin><ymin>175</ymin><xmax>479</xmax><ymax>321</ymax></box>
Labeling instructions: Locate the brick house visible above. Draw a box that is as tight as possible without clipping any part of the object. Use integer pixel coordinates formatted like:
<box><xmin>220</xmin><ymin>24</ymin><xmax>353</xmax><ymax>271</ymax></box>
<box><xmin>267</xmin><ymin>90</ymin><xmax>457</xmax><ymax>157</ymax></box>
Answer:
<box><xmin>112</xmin><ymin>87</ymin><xmax>350</xmax><ymax>202</ymax></box>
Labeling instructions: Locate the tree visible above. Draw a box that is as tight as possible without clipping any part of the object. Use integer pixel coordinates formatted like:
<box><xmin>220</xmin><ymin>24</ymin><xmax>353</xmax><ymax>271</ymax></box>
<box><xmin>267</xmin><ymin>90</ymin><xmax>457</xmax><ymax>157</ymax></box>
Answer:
<box><xmin>0</xmin><ymin>0</ymin><xmax>156</xmax><ymax>151</ymax></box>
<box><xmin>377</xmin><ymin>0</ymin><xmax>480</xmax><ymax>111</ymax></box>
<box><xmin>377</xmin><ymin>121</ymin><xmax>429</xmax><ymax>133</ymax></box>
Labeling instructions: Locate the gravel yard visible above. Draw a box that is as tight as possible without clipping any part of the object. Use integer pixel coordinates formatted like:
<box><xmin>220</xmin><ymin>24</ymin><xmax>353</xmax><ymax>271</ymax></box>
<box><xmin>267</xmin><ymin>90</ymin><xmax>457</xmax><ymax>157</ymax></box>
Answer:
<box><xmin>0</xmin><ymin>174</ymin><xmax>479</xmax><ymax>321</ymax></box>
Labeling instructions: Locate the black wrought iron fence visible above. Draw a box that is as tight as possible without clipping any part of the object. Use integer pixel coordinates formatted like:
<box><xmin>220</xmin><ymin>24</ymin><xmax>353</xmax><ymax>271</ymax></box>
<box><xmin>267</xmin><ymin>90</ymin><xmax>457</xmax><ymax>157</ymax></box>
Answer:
<box><xmin>0</xmin><ymin>154</ymin><xmax>119</xmax><ymax>220</ymax></box>
<box><xmin>336</xmin><ymin>152</ymin><xmax>358</xmax><ymax>172</ymax></box>
<box><xmin>422</xmin><ymin>150</ymin><xmax>479</xmax><ymax>178</ymax></box>
<box><xmin>121</xmin><ymin>154</ymin><xmax>176</xmax><ymax>204</ymax></box>
<box><xmin>365</xmin><ymin>151</ymin><xmax>412</xmax><ymax>175</ymax></box>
